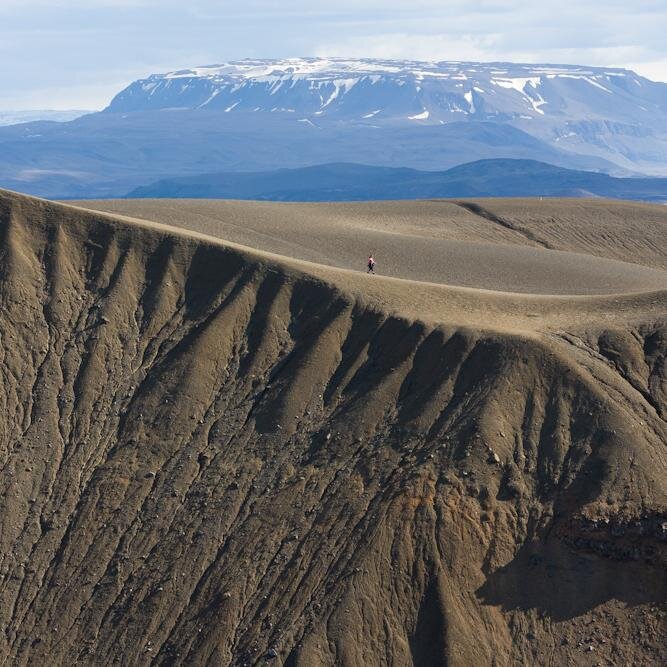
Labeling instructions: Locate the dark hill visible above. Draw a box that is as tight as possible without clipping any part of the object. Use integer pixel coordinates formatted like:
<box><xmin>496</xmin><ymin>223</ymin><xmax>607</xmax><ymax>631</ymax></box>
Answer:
<box><xmin>127</xmin><ymin>159</ymin><xmax>667</xmax><ymax>202</ymax></box>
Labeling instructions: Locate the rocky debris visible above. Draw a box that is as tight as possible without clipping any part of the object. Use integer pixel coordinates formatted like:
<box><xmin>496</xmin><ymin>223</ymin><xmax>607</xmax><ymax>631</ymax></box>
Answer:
<box><xmin>487</xmin><ymin>449</ymin><xmax>501</xmax><ymax>465</ymax></box>
<box><xmin>558</xmin><ymin>512</ymin><xmax>667</xmax><ymax>565</ymax></box>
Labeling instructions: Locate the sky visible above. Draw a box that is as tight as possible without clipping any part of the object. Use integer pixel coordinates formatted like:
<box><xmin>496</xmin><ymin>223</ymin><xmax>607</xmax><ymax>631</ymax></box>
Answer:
<box><xmin>2</xmin><ymin>0</ymin><xmax>667</xmax><ymax>110</ymax></box>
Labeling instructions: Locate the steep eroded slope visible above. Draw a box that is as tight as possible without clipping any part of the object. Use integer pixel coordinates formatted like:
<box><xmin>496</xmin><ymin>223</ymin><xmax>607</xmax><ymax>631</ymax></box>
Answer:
<box><xmin>0</xmin><ymin>191</ymin><xmax>665</xmax><ymax>666</ymax></box>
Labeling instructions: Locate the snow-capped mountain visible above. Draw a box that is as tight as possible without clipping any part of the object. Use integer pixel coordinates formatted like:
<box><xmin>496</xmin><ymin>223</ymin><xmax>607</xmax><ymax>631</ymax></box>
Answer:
<box><xmin>105</xmin><ymin>58</ymin><xmax>667</xmax><ymax>175</ymax></box>
<box><xmin>105</xmin><ymin>58</ymin><xmax>664</xmax><ymax>122</ymax></box>
<box><xmin>3</xmin><ymin>58</ymin><xmax>667</xmax><ymax>199</ymax></box>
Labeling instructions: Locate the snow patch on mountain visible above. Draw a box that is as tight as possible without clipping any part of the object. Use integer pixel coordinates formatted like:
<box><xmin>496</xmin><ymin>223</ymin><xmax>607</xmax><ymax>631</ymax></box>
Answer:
<box><xmin>491</xmin><ymin>76</ymin><xmax>543</xmax><ymax>93</ymax></box>
<box><xmin>464</xmin><ymin>91</ymin><xmax>475</xmax><ymax>113</ymax></box>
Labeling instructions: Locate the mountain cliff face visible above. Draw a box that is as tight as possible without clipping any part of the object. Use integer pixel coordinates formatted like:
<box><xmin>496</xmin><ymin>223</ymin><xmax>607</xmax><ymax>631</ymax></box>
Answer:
<box><xmin>106</xmin><ymin>59</ymin><xmax>666</xmax><ymax>124</ymax></box>
<box><xmin>0</xmin><ymin>190</ymin><xmax>665</xmax><ymax>665</ymax></box>
<box><xmin>105</xmin><ymin>58</ymin><xmax>667</xmax><ymax>175</ymax></box>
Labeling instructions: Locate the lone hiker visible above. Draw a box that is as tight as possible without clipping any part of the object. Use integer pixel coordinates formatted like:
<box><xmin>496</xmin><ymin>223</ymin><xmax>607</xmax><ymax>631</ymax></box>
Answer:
<box><xmin>367</xmin><ymin>255</ymin><xmax>376</xmax><ymax>274</ymax></box>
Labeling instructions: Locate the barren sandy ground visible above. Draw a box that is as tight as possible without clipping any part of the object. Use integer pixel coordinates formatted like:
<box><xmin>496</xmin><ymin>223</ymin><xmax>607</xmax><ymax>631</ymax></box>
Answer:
<box><xmin>0</xmin><ymin>190</ymin><xmax>664</xmax><ymax>665</ymax></box>
<box><xmin>79</xmin><ymin>198</ymin><xmax>667</xmax><ymax>292</ymax></box>
<box><xmin>80</xmin><ymin>197</ymin><xmax>667</xmax><ymax>332</ymax></box>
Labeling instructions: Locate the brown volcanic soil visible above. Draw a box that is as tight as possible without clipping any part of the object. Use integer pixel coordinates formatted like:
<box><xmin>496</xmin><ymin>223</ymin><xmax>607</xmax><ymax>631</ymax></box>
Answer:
<box><xmin>78</xmin><ymin>198</ymin><xmax>667</xmax><ymax>294</ymax></box>
<box><xmin>0</xmin><ymin>190</ymin><xmax>666</xmax><ymax>665</ymax></box>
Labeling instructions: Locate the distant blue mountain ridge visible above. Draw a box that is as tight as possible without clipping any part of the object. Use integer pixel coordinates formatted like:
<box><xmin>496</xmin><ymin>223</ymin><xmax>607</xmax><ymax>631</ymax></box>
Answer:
<box><xmin>126</xmin><ymin>159</ymin><xmax>667</xmax><ymax>202</ymax></box>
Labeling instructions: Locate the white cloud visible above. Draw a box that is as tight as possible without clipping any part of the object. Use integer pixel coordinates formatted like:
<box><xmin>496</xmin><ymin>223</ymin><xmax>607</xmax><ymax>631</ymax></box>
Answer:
<box><xmin>315</xmin><ymin>33</ymin><xmax>502</xmax><ymax>64</ymax></box>
<box><xmin>626</xmin><ymin>60</ymin><xmax>667</xmax><ymax>83</ymax></box>
<box><xmin>1</xmin><ymin>0</ymin><xmax>667</xmax><ymax>108</ymax></box>
<box><xmin>0</xmin><ymin>0</ymin><xmax>161</xmax><ymax>9</ymax></box>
